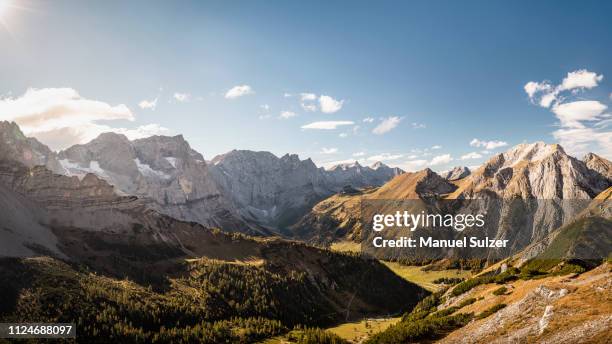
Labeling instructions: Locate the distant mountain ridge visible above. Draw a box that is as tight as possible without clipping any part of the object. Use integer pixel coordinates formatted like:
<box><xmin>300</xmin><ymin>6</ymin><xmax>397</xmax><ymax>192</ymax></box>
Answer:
<box><xmin>0</xmin><ymin>121</ymin><xmax>403</xmax><ymax>234</ymax></box>
<box><xmin>209</xmin><ymin>150</ymin><xmax>403</xmax><ymax>230</ymax></box>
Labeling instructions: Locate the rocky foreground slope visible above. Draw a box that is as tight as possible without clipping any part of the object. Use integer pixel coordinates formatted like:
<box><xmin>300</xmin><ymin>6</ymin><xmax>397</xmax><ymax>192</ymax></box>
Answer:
<box><xmin>440</xmin><ymin>264</ymin><xmax>612</xmax><ymax>344</ymax></box>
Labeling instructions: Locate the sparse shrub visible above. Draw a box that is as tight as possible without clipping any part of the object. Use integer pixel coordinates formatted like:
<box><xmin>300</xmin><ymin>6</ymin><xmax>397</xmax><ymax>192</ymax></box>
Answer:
<box><xmin>475</xmin><ymin>304</ymin><xmax>506</xmax><ymax>320</ymax></box>
<box><xmin>365</xmin><ymin>313</ymin><xmax>473</xmax><ymax>343</ymax></box>
<box><xmin>433</xmin><ymin>277</ymin><xmax>465</xmax><ymax>285</ymax></box>
<box><xmin>450</xmin><ymin>275</ymin><xmax>494</xmax><ymax>296</ymax></box>
<box><xmin>493</xmin><ymin>267</ymin><xmax>520</xmax><ymax>284</ymax></box>
<box><xmin>458</xmin><ymin>298</ymin><xmax>476</xmax><ymax>308</ymax></box>
<box><xmin>288</xmin><ymin>327</ymin><xmax>348</xmax><ymax>344</ymax></box>
<box><xmin>492</xmin><ymin>286</ymin><xmax>507</xmax><ymax>296</ymax></box>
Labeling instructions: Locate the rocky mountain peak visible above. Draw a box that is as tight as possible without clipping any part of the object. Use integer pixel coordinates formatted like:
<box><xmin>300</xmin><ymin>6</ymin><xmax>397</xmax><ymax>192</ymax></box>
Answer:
<box><xmin>370</xmin><ymin>161</ymin><xmax>386</xmax><ymax>170</ymax></box>
<box><xmin>0</xmin><ymin>121</ymin><xmax>24</xmax><ymax>139</ymax></box>
<box><xmin>211</xmin><ymin>150</ymin><xmax>278</xmax><ymax>166</ymax></box>
<box><xmin>0</xmin><ymin>121</ymin><xmax>63</xmax><ymax>173</ymax></box>
<box><xmin>452</xmin><ymin>142</ymin><xmax>611</xmax><ymax>200</ymax></box>
<box><xmin>132</xmin><ymin>134</ymin><xmax>204</xmax><ymax>165</ymax></box>
<box><xmin>329</xmin><ymin>161</ymin><xmax>362</xmax><ymax>171</ymax></box>
<box><xmin>95</xmin><ymin>132</ymin><xmax>130</xmax><ymax>144</ymax></box>
<box><xmin>500</xmin><ymin>142</ymin><xmax>564</xmax><ymax>168</ymax></box>
<box><xmin>442</xmin><ymin>166</ymin><xmax>471</xmax><ymax>181</ymax></box>
<box><xmin>583</xmin><ymin>152</ymin><xmax>612</xmax><ymax>181</ymax></box>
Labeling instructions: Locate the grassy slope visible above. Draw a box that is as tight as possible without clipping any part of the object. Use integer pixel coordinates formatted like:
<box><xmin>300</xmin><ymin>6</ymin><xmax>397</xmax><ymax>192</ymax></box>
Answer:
<box><xmin>382</xmin><ymin>262</ymin><xmax>472</xmax><ymax>292</ymax></box>
<box><xmin>367</xmin><ymin>260</ymin><xmax>611</xmax><ymax>344</ymax></box>
<box><xmin>438</xmin><ymin>263</ymin><xmax>612</xmax><ymax>343</ymax></box>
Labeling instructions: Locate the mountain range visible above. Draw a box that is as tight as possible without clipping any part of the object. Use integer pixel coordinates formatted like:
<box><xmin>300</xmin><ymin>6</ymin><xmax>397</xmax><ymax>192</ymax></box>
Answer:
<box><xmin>294</xmin><ymin>141</ymin><xmax>611</xmax><ymax>263</ymax></box>
<box><xmin>0</xmin><ymin>121</ymin><xmax>403</xmax><ymax>236</ymax></box>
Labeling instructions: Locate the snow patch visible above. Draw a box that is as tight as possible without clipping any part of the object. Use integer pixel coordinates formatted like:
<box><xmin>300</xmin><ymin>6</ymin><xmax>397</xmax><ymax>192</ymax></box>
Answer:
<box><xmin>165</xmin><ymin>157</ymin><xmax>178</xmax><ymax>168</ymax></box>
<box><xmin>59</xmin><ymin>159</ymin><xmax>109</xmax><ymax>180</ymax></box>
<box><xmin>134</xmin><ymin>159</ymin><xmax>171</xmax><ymax>179</ymax></box>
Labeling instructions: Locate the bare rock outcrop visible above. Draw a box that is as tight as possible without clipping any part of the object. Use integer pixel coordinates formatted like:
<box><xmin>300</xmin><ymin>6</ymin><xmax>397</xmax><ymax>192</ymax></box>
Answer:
<box><xmin>442</xmin><ymin>166</ymin><xmax>471</xmax><ymax>181</ymax></box>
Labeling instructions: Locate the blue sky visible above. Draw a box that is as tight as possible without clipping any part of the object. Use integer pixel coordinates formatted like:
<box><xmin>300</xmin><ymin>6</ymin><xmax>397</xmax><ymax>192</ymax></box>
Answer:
<box><xmin>0</xmin><ymin>0</ymin><xmax>610</xmax><ymax>171</ymax></box>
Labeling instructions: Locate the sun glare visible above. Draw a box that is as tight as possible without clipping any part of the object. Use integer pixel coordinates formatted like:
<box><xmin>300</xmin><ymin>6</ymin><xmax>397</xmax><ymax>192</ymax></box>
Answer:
<box><xmin>0</xmin><ymin>0</ymin><xmax>11</xmax><ymax>17</ymax></box>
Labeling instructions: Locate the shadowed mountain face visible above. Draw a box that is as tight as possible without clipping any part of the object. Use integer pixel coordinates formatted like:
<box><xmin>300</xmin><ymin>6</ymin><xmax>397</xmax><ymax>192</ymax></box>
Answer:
<box><xmin>209</xmin><ymin>150</ymin><xmax>403</xmax><ymax>231</ymax></box>
<box><xmin>57</xmin><ymin>131</ymin><xmax>257</xmax><ymax>234</ymax></box>
<box><xmin>292</xmin><ymin>169</ymin><xmax>458</xmax><ymax>244</ymax></box>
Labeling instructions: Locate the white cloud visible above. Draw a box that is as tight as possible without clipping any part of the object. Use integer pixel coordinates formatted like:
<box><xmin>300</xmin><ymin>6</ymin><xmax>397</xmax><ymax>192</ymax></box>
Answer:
<box><xmin>260</xmin><ymin>104</ymin><xmax>270</xmax><ymax>111</ymax></box>
<box><xmin>431</xmin><ymin>145</ymin><xmax>442</xmax><ymax>150</ymax></box>
<box><xmin>300</xmin><ymin>93</ymin><xmax>316</xmax><ymax>101</ymax></box>
<box><xmin>429</xmin><ymin>154</ymin><xmax>453</xmax><ymax>166</ymax></box>
<box><xmin>559</xmin><ymin>69</ymin><xmax>603</xmax><ymax>91</ymax></box>
<box><xmin>373</xmin><ymin>116</ymin><xmax>402</xmax><ymax>135</ymax></box>
<box><xmin>524</xmin><ymin>81</ymin><xmax>552</xmax><ymax>98</ymax></box>
<box><xmin>301</xmin><ymin>103</ymin><xmax>318</xmax><ymax>112</ymax></box>
<box><xmin>524</xmin><ymin>69</ymin><xmax>604</xmax><ymax>109</ymax></box>
<box><xmin>411</xmin><ymin>122</ymin><xmax>426</xmax><ymax>129</ymax></box>
<box><xmin>173</xmin><ymin>92</ymin><xmax>191</xmax><ymax>102</ymax></box>
<box><xmin>367</xmin><ymin>153</ymin><xmax>403</xmax><ymax>161</ymax></box>
<box><xmin>339</xmin><ymin>133</ymin><xmax>348</xmax><ymax>138</ymax></box>
<box><xmin>319</xmin><ymin>159</ymin><xmax>363</xmax><ymax>169</ymax></box>
<box><xmin>539</xmin><ymin>92</ymin><xmax>557</xmax><ymax>108</ymax></box>
<box><xmin>283</xmin><ymin>93</ymin><xmax>292</xmax><ymax>98</ymax></box>
<box><xmin>321</xmin><ymin>147</ymin><xmax>338</xmax><ymax>154</ymax></box>
<box><xmin>113</xmin><ymin>123</ymin><xmax>170</xmax><ymax>140</ymax></box>
<box><xmin>225</xmin><ymin>85</ymin><xmax>254</xmax><ymax>99</ymax></box>
<box><xmin>258</xmin><ymin>114</ymin><xmax>272</xmax><ymax>120</ymax></box>
<box><xmin>399</xmin><ymin>159</ymin><xmax>428</xmax><ymax>172</ymax></box>
<box><xmin>553</xmin><ymin>126</ymin><xmax>612</xmax><ymax>159</ymax></box>
<box><xmin>352</xmin><ymin>151</ymin><xmax>365</xmax><ymax>157</ymax></box>
<box><xmin>460</xmin><ymin>152</ymin><xmax>483</xmax><ymax>160</ymax></box>
<box><xmin>524</xmin><ymin>70</ymin><xmax>610</xmax><ymax>159</ymax></box>
<box><xmin>363</xmin><ymin>117</ymin><xmax>374</xmax><ymax>123</ymax></box>
<box><xmin>319</xmin><ymin>95</ymin><xmax>344</xmax><ymax>114</ymax></box>
<box><xmin>301</xmin><ymin>121</ymin><xmax>354</xmax><ymax>130</ymax></box>
<box><xmin>551</xmin><ymin>100</ymin><xmax>607</xmax><ymax>128</ymax></box>
<box><xmin>0</xmin><ymin>88</ymin><xmax>140</xmax><ymax>150</ymax></box>
<box><xmin>279</xmin><ymin>111</ymin><xmax>297</xmax><ymax>119</ymax></box>
<box><xmin>470</xmin><ymin>138</ymin><xmax>508</xmax><ymax>150</ymax></box>
<box><xmin>299</xmin><ymin>93</ymin><xmax>318</xmax><ymax>112</ymax></box>
<box><xmin>138</xmin><ymin>98</ymin><xmax>158</xmax><ymax>110</ymax></box>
